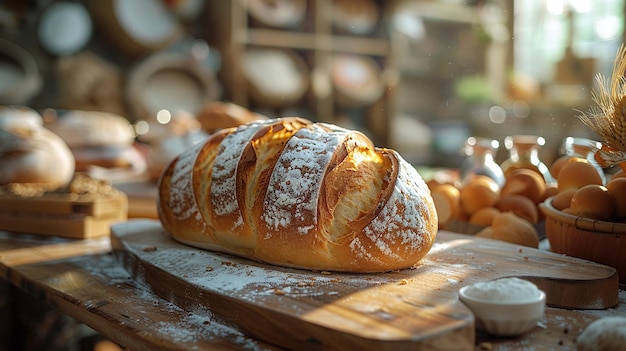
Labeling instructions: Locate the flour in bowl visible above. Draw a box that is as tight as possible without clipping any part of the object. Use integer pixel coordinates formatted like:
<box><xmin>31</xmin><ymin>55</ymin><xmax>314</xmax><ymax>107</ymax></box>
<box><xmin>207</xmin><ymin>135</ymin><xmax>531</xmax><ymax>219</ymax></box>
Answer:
<box><xmin>463</xmin><ymin>277</ymin><xmax>541</xmax><ymax>303</ymax></box>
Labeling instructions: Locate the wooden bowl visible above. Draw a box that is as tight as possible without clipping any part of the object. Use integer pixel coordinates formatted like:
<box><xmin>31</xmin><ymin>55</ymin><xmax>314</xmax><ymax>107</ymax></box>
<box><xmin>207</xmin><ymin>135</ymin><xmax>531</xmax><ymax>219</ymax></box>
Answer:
<box><xmin>540</xmin><ymin>197</ymin><xmax>626</xmax><ymax>284</ymax></box>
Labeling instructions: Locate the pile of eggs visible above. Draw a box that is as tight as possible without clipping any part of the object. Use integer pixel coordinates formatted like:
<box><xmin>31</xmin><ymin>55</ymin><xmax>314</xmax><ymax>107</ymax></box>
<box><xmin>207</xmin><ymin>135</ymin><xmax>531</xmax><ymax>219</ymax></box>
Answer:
<box><xmin>427</xmin><ymin>156</ymin><xmax>626</xmax><ymax>248</ymax></box>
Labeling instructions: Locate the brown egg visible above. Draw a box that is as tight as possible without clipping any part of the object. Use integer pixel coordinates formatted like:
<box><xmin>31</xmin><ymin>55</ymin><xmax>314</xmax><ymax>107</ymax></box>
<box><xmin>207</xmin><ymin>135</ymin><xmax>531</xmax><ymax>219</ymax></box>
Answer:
<box><xmin>549</xmin><ymin>155</ymin><xmax>577</xmax><ymax>179</ymax></box>
<box><xmin>431</xmin><ymin>183</ymin><xmax>461</xmax><ymax>227</ymax></box>
<box><xmin>551</xmin><ymin>187</ymin><xmax>577</xmax><ymax>211</ymax></box>
<box><xmin>606</xmin><ymin>178</ymin><xmax>626</xmax><ymax>220</ymax></box>
<box><xmin>570</xmin><ymin>184</ymin><xmax>615</xmax><ymax>221</ymax></box>
<box><xmin>495</xmin><ymin>194</ymin><xmax>539</xmax><ymax>224</ymax></box>
<box><xmin>557</xmin><ymin>160</ymin><xmax>603</xmax><ymax>191</ymax></box>
<box><xmin>610</xmin><ymin>169</ymin><xmax>626</xmax><ymax>181</ymax></box>
<box><xmin>541</xmin><ymin>184</ymin><xmax>559</xmax><ymax>202</ymax></box>
<box><xmin>469</xmin><ymin>207</ymin><xmax>501</xmax><ymax>226</ymax></box>
<box><xmin>539</xmin><ymin>184</ymin><xmax>559</xmax><ymax>221</ymax></box>
<box><xmin>501</xmin><ymin>168</ymin><xmax>546</xmax><ymax>204</ymax></box>
<box><xmin>459</xmin><ymin>175</ymin><xmax>500</xmax><ymax>215</ymax></box>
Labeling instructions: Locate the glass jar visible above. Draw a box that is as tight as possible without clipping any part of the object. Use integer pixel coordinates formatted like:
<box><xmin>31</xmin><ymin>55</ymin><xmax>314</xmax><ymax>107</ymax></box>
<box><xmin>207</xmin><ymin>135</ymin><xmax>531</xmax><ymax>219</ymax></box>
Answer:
<box><xmin>460</xmin><ymin>136</ymin><xmax>505</xmax><ymax>186</ymax></box>
<box><xmin>501</xmin><ymin>135</ymin><xmax>554</xmax><ymax>184</ymax></box>
<box><xmin>561</xmin><ymin>136</ymin><xmax>606</xmax><ymax>184</ymax></box>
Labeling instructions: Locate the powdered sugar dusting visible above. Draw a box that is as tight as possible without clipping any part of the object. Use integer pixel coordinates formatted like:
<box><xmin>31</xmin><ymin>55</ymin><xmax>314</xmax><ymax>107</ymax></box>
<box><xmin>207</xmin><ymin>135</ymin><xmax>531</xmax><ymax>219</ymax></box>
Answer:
<box><xmin>210</xmin><ymin>121</ymin><xmax>271</xmax><ymax>225</ymax></box>
<box><xmin>353</xmin><ymin>152</ymin><xmax>434</xmax><ymax>261</ymax></box>
<box><xmin>261</xmin><ymin>125</ymin><xmax>345</xmax><ymax>235</ymax></box>
<box><xmin>169</xmin><ymin>142</ymin><xmax>204</xmax><ymax>222</ymax></box>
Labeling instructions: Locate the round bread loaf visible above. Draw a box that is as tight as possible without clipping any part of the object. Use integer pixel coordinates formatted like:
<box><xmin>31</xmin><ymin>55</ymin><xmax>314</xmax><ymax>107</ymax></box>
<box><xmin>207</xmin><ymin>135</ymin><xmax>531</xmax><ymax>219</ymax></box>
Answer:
<box><xmin>44</xmin><ymin>110</ymin><xmax>144</xmax><ymax>172</ymax></box>
<box><xmin>196</xmin><ymin>101</ymin><xmax>267</xmax><ymax>134</ymax></box>
<box><xmin>45</xmin><ymin>110</ymin><xmax>135</xmax><ymax>148</ymax></box>
<box><xmin>577</xmin><ymin>317</ymin><xmax>626</xmax><ymax>351</ymax></box>
<box><xmin>0</xmin><ymin>106</ymin><xmax>43</xmax><ymax>129</ymax></box>
<box><xmin>0</xmin><ymin>109</ymin><xmax>75</xmax><ymax>186</ymax></box>
<box><xmin>157</xmin><ymin>117</ymin><xmax>438</xmax><ymax>272</ymax></box>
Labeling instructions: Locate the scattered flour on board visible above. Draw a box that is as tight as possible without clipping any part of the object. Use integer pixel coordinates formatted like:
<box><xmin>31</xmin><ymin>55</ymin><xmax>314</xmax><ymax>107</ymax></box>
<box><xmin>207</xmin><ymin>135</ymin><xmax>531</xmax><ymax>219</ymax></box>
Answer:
<box><xmin>79</xmin><ymin>254</ymin><xmax>272</xmax><ymax>350</ymax></box>
<box><xmin>132</xmin><ymin>240</ymin><xmax>402</xmax><ymax>305</ymax></box>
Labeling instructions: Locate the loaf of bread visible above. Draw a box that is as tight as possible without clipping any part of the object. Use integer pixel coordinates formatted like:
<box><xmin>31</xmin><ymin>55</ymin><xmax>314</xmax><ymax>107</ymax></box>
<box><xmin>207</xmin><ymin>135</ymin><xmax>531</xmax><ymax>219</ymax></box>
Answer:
<box><xmin>0</xmin><ymin>106</ymin><xmax>75</xmax><ymax>186</ymax></box>
<box><xmin>44</xmin><ymin>110</ymin><xmax>145</xmax><ymax>172</ymax></box>
<box><xmin>157</xmin><ymin>117</ymin><xmax>438</xmax><ymax>272</ymax></box>
<box><xmin>196</xmin><ymin>101</ymin><xmax>268</xmax><ymax>134</ymax></box>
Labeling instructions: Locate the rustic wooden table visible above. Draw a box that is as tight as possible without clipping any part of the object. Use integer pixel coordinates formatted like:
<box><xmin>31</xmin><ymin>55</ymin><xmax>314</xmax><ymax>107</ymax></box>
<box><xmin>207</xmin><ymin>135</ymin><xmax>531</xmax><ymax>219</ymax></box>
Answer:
<box><xmin>0</xmin><ymin>228</ymin><xmax>623</xmax><ymax>351</ymax></box>
<box><xmin>0</xmin><ymin>231</ymin><xmax>282</xmax><ymax>350</ymax></box>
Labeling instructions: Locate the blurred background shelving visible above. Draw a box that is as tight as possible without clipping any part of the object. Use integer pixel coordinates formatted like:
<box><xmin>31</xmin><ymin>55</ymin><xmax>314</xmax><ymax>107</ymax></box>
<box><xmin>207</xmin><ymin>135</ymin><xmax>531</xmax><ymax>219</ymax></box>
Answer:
<box><xmin>205</xmin><ymin>0</ymin><xmax>396</xmax><ymax>146</ymax></box>
<box><xmin>2</xmin><ymin>1</ymin><xmax>626</xmax><ymax>349</ymax></box>
<box><xmin>1</xmin><ymin>0</ymin><xmax>625</xmax><ymax>168</ymax></box>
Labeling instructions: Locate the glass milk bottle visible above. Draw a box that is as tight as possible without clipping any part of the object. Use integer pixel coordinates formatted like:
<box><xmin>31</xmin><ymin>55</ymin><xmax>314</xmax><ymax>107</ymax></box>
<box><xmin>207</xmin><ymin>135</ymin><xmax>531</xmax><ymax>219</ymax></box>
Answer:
<box><xmin>460</xmin><ymin>137</ymin><xmax>505</xmax><ymax>186</ymax></box>
<box><xmin>501</xmin><ymin>135</ymin><xmax>554</xmax><ymax>184</ymax></box>
<box><xmin>561</xmin><ymin>136</ymin><xmax>606</xmax><ymax>184</ymax></box>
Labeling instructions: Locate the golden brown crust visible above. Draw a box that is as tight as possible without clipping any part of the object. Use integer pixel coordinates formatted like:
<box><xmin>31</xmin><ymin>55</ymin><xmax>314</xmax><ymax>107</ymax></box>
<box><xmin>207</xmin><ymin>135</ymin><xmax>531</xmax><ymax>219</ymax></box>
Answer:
<box><xmin>157</xmin><ymin>117</ymin><xmax>438</xmax><ymax>272</ymax></box>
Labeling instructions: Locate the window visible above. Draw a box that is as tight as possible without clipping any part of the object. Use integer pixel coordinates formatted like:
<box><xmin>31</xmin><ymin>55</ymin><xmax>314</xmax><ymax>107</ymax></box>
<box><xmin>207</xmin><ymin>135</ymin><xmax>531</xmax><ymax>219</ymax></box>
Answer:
<box><xmin>514</xmin><ymin>0</ymin><xmax>624</xmax><ymax>87</ymax></box>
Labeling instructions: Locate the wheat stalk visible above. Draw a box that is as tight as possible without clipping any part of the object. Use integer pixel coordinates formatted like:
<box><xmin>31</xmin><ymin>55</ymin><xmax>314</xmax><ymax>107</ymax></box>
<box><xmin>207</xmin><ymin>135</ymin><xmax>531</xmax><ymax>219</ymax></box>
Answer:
<box><xmin>578</xmin><ymin>44</ymin><xmax>626</xmax><ymax>168</ymax></box>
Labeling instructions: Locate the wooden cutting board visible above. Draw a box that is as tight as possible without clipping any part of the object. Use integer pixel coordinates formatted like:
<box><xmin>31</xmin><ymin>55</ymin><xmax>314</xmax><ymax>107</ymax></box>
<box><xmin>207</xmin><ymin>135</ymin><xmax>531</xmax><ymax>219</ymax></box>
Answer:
<box><xmin>0</xmin><ymin>191</ymin><xmax>127</xmax><ymax>239</ymax></box>
<box><xmin>111</xmin><ymin>220</ymin><xmax>619</xmax><ymax>351</ymax></box>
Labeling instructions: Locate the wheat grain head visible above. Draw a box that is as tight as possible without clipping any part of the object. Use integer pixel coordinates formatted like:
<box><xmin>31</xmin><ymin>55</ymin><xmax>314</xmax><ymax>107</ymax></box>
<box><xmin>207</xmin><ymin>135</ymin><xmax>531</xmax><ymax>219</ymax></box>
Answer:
<box><xmin>578</xmin><ymin>44</ymin><xmax>626</xmax><ymax>167</ymax></box>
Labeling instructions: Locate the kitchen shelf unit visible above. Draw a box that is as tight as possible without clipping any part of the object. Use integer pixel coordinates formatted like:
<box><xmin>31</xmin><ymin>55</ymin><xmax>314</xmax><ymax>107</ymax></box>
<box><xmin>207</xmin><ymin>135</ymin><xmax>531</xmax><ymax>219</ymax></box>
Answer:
<box><xmin>205</xmin><ymin>0</ymin><xmax>398</xmax><ymax>146</ymax></box>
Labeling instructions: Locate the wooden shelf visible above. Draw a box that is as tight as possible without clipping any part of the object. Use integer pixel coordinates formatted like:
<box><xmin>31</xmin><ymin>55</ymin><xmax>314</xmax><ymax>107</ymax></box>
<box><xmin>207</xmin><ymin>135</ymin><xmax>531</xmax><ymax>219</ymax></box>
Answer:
<box><xmin>243</xmin><ymin>29</ymin><xmax>392</xmax><ymax>55</ymax></box>
<box><xmin>206</xmin><ymin>0</ymin><xmax>397</xmax><ymax>146</ymax></box>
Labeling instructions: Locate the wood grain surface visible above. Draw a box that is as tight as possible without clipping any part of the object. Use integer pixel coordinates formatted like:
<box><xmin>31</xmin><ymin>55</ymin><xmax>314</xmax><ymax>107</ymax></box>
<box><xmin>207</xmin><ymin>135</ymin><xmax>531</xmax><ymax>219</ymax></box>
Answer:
<box><xmin>0</xmin><ymin>231</ymin><xmax>283</xmax><ymax>351</ymax></box>
<box><xmin>111</xmin><ymin>220</ymin><xmax>619</xmax><ymax>351</ymax></box>
<box><xmin>0</xmin><ymin>187</ymin><xmax>128</xmax><ymax>238</ymax></box>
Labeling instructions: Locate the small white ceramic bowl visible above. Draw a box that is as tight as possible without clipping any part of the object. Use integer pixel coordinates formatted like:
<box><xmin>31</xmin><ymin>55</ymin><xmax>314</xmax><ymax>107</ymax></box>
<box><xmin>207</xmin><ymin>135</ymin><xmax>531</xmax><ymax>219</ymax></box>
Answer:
<box><xmin>458</xmin><ymin>281</ymin><xmax>546</xmax><ymax>337</ymax></box>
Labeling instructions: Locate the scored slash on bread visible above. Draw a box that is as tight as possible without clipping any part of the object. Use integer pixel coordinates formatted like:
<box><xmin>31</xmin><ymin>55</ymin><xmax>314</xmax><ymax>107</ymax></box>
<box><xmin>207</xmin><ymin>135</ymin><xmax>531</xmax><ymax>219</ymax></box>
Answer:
<box><xmin>157</xmin><ymin>117</ymin><xmax>438</xmax><ymax>272</ymax></box>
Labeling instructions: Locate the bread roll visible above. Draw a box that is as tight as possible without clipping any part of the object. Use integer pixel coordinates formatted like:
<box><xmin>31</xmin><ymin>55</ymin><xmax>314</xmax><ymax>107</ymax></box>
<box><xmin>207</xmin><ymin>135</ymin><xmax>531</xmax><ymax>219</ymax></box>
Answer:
<box><xmin>44</xmin><ymin>110</ymin><xmax>145</xmax><ymax>173</ymax></box>
<box><xmin>431</xmin><ymin>183</ymin><xmax>460</xmax><ymax>227</ymax></box>
<box><xmin>459</xmin><ymin>175</ymin><xmax>500</xmax><ymax>215</ymax></box>
<box><xmin>577</xmin><ymin>317</ymin><xmax>626</xmax><ymax>351</ymax></box>
<box><xmin>476</xmin><ymin>212</ymin><xmax>539</xmax><ymax>248</ymax></box>
<box><xmin>45</xmin><ymin>110</ymin><xmax>135</xmax><ymax>148</ymax></box>
<box><xmin>0</xmin><ymin>106</ymin><xmax>43</xmax><ymax>129</ymax></box>
<box><xmin>469</xmin><ymin>207</ymin><xmax>500</xmax><ymax>226</ymax></box>
<box><xmin>500</xmin><ymin>168</ymin><xmax>546</xmax><ymax>204</ymax></box>
<box><xmin>0</xmin><ymin>116</ymin><xmax>75</xmax><ymax>186</ymax></box>
<box><xmin>196</xmin><ymin>101</ymin><xmax>267</xmax><ymax>134</ymax></box>
<box><xmin>157</xmin><ymin>117</ymin><xmax>438</xmax><ymax>272</ymax></box>
<box><xmin>495</xmin><ymin>194</ymin><xmax>539</xmax><ymax>224</ymax></box>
